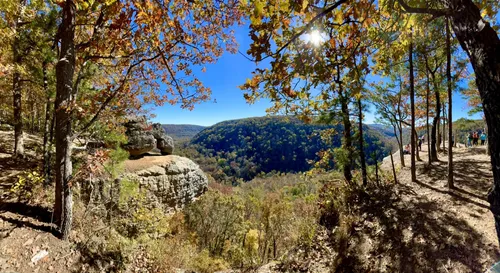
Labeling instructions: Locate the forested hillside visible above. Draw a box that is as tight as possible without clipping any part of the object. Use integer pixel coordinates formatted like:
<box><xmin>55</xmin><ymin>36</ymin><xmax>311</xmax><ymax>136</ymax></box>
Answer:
<box><xmin>161</xmin><ymin>124</ymin><xmax>205</xmax><ymax>140</ymax></box>
<box><xmin>179</xmin><ymin>116</ymin><xmax>391</xmax><ymax>184</ymax></box>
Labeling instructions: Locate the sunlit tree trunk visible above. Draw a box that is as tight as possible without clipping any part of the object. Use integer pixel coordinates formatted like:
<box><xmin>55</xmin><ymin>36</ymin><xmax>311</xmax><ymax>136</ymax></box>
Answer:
<box><xmin>442</xmin><ymin>103</ymin><xmax>446</xmax><ymax>151</ymax></box>
<box><xmin>426</xmin><ymin>67</ymin><xmax>431</xmax><ymax>164</ymax></box>
<box><xmin>12</xmin><ymin>9</ymin><xmax>24</xmax><ymax>158</ymax></box>
<box><xmin>409</xmin><ymin>30</ymin><xmax>416</xmax><ymax>182</ymax></box>
<box><xmin>54</xmin><ymin>0</ymin><xmax>76</xmax><ymax>240</ymax></box>
<box><xmin>357</xmin><ymin>98</ymin><xmax>367</xmax><ymax>186</ymax></box>
<box><xmin>446</xmin><ymin>17</ymin><xmax>454</xmax><ymax>189</ymax></box>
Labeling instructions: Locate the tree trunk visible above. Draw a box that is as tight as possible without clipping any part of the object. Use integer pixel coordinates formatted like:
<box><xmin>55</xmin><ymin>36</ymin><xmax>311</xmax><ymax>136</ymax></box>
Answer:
<box><xmin>357</xmin><ymin>98</ymin><xmax>367</xmax><ymax>186</ymax></box>
<box><xmin>426</xmin><ymin>68</ymin><xmax>431</xmax><ymax>164</ymax></box>
<box><xmin>42</xmin><ymin>61</ymin><xmax>51</xmax><ymax>186</ymax></box>
<box><xmin>414</xmin><ymin>129</ymin><xmax>421</xmax><ymax>161</ymax></box>
<box><xmin>442</xmin><ymin>103</ymin><xmax>446</xmax><ymax>151</ymax></box>
<box><xmin>398</xmin><ymin>123</ymin><xmax>405</xmax><ymax>167</ymax></box>
<box><xmin>339</xmin><ymin>89</ymin><xmax>353</xmax><ymax>183</ymax></box>
<box><xmin>54</xmin><ymin>0</ymin><xmax>76</xmax><ymax>240</ymax></box>
<box><xmin>336</xmin><ymin>61</ymin><xmax>352</xmax><ymax>183</ymax></box>
<box><xmin>390</xmin><ymin>149</ymin><xmax>397</xmax><ymax>183</ymax></box>
<box><xmin>440</xmin><ymin>0</ymin><xmax>500</xmax><ymax>244</ymax></box>
<box><xmin>446</xmin><ymin>17</ymin><xmax>454</xmax><ymax>189</ymax></box>
<box><xmin>409</xmin><ymin>30</ymin><xmax>416</xmax><ymax>182</ymax></box>
<box><xmin>12</xmin><ymin>20</ymin><xmax>24</xmax><ymax>157</ymax></box>
<box><xmin>430</xmin><ymin>74</ymin><xmax>441</xmax><ymax>161</ymax></box>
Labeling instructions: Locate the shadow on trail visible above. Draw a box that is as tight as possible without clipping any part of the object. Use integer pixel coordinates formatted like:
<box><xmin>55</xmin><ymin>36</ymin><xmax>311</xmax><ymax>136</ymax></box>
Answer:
<box><xmin>0</xmin><ymin>214</ymin><xmax>57</xmax><ymax>238</ymax></box>
<box><xmin>419</xmin><ymin>155</ymin><xmax>492</xmax><ymax>202</ymax></box>
<box><xmin>0</xmin><ymin>202</ymin><xmax>53</xmax><ymax>223</ymax></box>
<box><xmin>349</xmin><ymin>183</ymin><xmax>499</xmax><ymax>272</ymax></box>
<box><xmin>0</xmin><ymin>202</ymin><xmax>57</xmax><ymax>238</ymax></box>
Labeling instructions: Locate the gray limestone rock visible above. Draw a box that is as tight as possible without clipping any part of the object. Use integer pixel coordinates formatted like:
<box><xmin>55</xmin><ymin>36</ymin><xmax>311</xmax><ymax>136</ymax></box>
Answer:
<box><xmin>122</xmin><ymin>155</ymin><xmax>208</xmax><ymax>209</ymax></box>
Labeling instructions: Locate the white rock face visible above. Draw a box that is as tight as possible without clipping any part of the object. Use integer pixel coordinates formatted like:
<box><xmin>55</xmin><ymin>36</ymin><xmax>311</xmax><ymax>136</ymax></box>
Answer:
<box><xmin>123</xmin><ymin>155</ymin><xmax>208</xmax><ymax>209</ymax></box>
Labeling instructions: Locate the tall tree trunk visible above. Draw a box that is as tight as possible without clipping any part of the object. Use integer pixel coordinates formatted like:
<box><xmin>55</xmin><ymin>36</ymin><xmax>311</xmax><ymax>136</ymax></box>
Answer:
<box><xmin>336</xmin><ymin>61</ymin><xmax>352</xmax><ymax>183</ymax></box>
<box><xmin>30</xmin><ymin>93</ymin><xmax>35</xmax><ymax>133</ymax></box>
<box><xmin>339</xmin><ymin>89</ymin><xmax>353</xmax><ymax>183</ymax></box>
<box><xmin>414</xmin><ymin>129</ymin><xmax>421</xmax><ymax>161</ymax></box>
<box><xmin>357</xmin><ymin>98</ymin><xmax>367</xmax><ymax>186</ymax></box>
<box><xmin>438</xmin><ymin>0</ymin><xmax>500</xmax><ymax>244</ymax></box>
<box><xmin>398</xmin><ymin>122</ymin><xmax>405</xmax><ymax>167</ymax></box>
<box><xmin>42</xmin><ymin>61</ymin><xmax>51</xmax><ymax>186</ymax></box>
<box><xmin>442</xmin><ymin>103</ymin><xmax>446</xmax><ymax>151</ymax></box>
<box><xmin>446</xmin><ymin>17</ymin><xmax>454</xmax><ymax>189</ymax></box>
<box><xmin>430</xmin><ymin>73</ymin><xmax>441</xmax><ymax>161</ymax></box>
<box><xmin>54</xmin><ymin>0</ymin><xmax>76</xmax><ymax>240</ymax></box>
<box><xmin>12</xmin><ymin>17</ymin><xmax>24</xmax><ymax>157</ymax></box>
<box><xmin>409</xmin><ymin>30</ymin><xmax>416</xmax><ymax>182</ymax></box>
<box><xmin>426</xmin><ymin>68</ymin><xmax>431</xmax><ymax>164</ymax></box>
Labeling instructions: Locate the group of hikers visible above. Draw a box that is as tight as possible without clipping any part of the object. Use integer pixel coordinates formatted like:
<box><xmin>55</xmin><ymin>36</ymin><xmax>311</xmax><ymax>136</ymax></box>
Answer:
<box><xmin>403</xmin><ymin>135</ymin><xmax>425</xmax><ymax>155</ymax></box>
<box><xmin>402</xmin><ymin>130</ymin><xmax>487</xmax><ymax>155</ymax></box>
<box><xmin>466</xmin><ymin>130</ymin><xmax>487</xmax><ymax>147</ymax></box>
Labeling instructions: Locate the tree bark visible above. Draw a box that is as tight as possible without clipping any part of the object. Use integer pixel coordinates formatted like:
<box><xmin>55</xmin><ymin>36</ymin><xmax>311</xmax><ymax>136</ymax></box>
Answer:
<box><xmin>12</xmin><ymin>15</ymin><xmax>24</xmax><ymax>158</ymax></box>
<box><xmin>336</xmin><ymin>61</ymin><xmax>353</xmax><ymax>183</ymax></box>
<box><xmin>398</xmin><ymin>122</ymin><xmax>405</xmax><ymax>167</ymax></box>
<box><xmin>442</xmin><ymin>103</ymin><xmax>446</xmax><ymax>151</ymax></box>
<box><xmin>54</xmin><ymin>0</ymin><xmax>76</xmax><ymax>240</ymax></box>
<box><xmin>446</xmin><ymin>17</ymin><xmax>454</xmax><ymax>189</ymax></box>
<box><xmin>430</xmin><ymin>71</ymin><xmax>441</xmax><ymax>161</ymax></box>
<box><xmin>426</xmin><ymin>66</ymin><xmax>431</xmax><ymax>164</ymax></box>
<box><xmin>357</xmin><ymin>98</ymin><xmax>367</xmax><ymax>186</ymax></box>
<box><xmin>414</xmin><ymin>129</ymin><xmax>421</xmax><ymax>161</ymax></box>
<box><xmin>409</xmin><ymin>30</ymin><xmax>416</xmax><ymax>182</ymax></box>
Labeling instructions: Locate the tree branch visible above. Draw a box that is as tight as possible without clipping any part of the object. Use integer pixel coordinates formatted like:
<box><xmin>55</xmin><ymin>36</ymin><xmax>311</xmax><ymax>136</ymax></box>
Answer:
<box><xmin>396</xmin><ymin>0</ymin><xmax>450</xmax><ymax>17</ymax></box>
<box><xmin>243</xmin><ymin>0</ymin><xmax>348</xmax><ymax>62</ymax></box>
<box><xmin>74</xmin><ymin>53</ymin><xmax>161</xmax><ymax>138</ymax></box>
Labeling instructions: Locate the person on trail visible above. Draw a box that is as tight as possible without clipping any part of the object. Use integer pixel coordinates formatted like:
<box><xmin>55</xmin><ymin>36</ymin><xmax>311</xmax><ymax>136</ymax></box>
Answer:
<box><xmin>473</xmin><ymin>131</ymin><xmax>479</xmax><ymax>146</ymax></box>
<box><xmin>481</xmin><ymin>132</ymin><xmax>487</xmax><ymax>146</ymax></box>
<box><xmin>418</xmin><ymin>137</ymin><xmax>422</xmax><ymax>151</ymax></box>
<box><xmin>451</xmin><ymin>135</ymin><xmax>455</xmax><ymax>147</ymax></box>
<box><xmin>468</xmin><ymin>132</ymin><xmax>473</xmax><ymax>148</ymax></box>
<box><xmin>421</xmin><ymin>135</ymin><xmax>425</xmax><ymax>143</ymax></box>
<box><xmin>403</xmin><ymin>144</ymin><xmax>411</xmax><ymax>155</ymax></box>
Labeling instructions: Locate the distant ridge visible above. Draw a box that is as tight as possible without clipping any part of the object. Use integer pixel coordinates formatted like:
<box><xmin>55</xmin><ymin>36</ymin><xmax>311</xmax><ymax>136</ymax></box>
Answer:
<box><xmin>161</xmin><ymin>124</ymin><xmax>205</xmax><ymax>140</ymax></box>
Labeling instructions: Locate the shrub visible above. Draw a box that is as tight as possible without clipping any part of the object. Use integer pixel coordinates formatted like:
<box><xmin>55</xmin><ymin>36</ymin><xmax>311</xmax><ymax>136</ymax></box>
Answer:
<box><xmin>10</xmin><ymin>171</ymin><xmax>44</xmax><ymax>203</ymax></box>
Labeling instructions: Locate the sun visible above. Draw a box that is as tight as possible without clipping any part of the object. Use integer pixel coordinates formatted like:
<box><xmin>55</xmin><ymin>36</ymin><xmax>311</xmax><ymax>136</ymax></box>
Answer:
<box><xmin>309</xmin><ymin>30</ymin><xmax>323</xmax><ymax>46</ymax></box>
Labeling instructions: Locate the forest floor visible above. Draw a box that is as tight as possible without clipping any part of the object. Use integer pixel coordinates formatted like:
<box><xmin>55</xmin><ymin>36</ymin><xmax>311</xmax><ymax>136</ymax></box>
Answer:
<box><xmin>0</xmin><ymin>130</ymin><xmax>499</xmax><ymax>273</ymax></box>
<box><xmin>0</xmin><ymin>130</ymin><xmax>82</xmax><ymax>273</ymax></box>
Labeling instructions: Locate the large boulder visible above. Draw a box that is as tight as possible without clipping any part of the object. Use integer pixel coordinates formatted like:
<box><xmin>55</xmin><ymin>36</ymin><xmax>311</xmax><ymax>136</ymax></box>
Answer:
<box><xmin>123</xmin><ymin>155</ymin><xmax>208</xmax><ymax>209</ymax></box>
<box><xmin>152</xmin><ymin>123</ymin><xmax>174</xmax><ymax>155</ymax></box>
<box><xmin>122</xmin><ymin>116</ymin><xmax>174</xmax><ymax>157</ymax></box>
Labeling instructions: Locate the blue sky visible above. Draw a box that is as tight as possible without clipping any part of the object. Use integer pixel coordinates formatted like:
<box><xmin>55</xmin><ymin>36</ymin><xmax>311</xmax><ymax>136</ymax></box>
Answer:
<box><xmin>151</xmin><ymin>25</ymin><xmax>483</xmax><ymax>126</ymax></box>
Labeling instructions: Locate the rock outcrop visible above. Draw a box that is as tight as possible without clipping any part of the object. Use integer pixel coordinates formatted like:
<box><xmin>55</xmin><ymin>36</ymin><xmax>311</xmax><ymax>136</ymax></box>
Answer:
<box><xmin>152</xmin><ymin>123</ymin><xmax>174</xmax><ymax>155</ymax></box>
<box><xmin>122</xmin><ymin>116</ymin><xmax>174</xmax><ymax>157</ymax></box>
<box><xmin>123</xmin><ymin>155</ymin><xmax>208</xmax><ymax>209</ymax></box>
